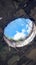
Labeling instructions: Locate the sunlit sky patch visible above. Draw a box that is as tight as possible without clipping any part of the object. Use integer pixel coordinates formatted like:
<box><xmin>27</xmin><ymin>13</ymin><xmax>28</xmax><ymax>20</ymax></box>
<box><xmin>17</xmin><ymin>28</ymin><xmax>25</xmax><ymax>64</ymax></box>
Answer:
<box><xmin>4</xmin><ymin>18</ymin><xmax>33</xmax><ymax>40</ymax></box>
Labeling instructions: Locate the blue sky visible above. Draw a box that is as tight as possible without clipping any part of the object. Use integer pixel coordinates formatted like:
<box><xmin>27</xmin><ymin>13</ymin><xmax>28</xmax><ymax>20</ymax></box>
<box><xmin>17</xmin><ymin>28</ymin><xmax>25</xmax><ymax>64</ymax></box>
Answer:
<box><xmin>4</xmin><ymin>18</ymin><xmax>32</xmax><ymax>40</ymax></box>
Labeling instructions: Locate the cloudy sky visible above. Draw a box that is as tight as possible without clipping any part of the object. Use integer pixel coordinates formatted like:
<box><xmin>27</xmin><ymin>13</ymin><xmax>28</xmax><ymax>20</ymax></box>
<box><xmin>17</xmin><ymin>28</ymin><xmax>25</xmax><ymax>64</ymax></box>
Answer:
<box><xmin>4</xmin><ymin>18</ymin><xmax>32</xmax><ymax>40</ymax></box>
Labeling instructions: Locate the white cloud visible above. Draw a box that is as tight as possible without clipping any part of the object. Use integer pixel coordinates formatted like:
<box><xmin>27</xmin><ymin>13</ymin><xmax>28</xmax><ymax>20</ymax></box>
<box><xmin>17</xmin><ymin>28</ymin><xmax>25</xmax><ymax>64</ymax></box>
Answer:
<box><xmin>29</xmin><ymin>22</ymin><xmax>32</xmax><ymax>28</ymax></box>
<box><xmin>22</xmin><ymin>29</ymin><xmax>26</xmax><ymax>33</ymax></box>
<box><xmin>27</xmin><ymin>26</ymin><xmax>32</xmax><ymax>33</ymax></box>
<box><xmin>27</xmin><ymin>20</ymin><xmax>32</xmax><ymax>28</ymax></box>
<box><xmin>13</xmin><ymin>31</ymin><xmax>26</xmax><ymax>41</ymax></box>
<box><xmin>26</xmin><ymin>24</ymin><xmax>28</xmax><ymax>28</ymax></box>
